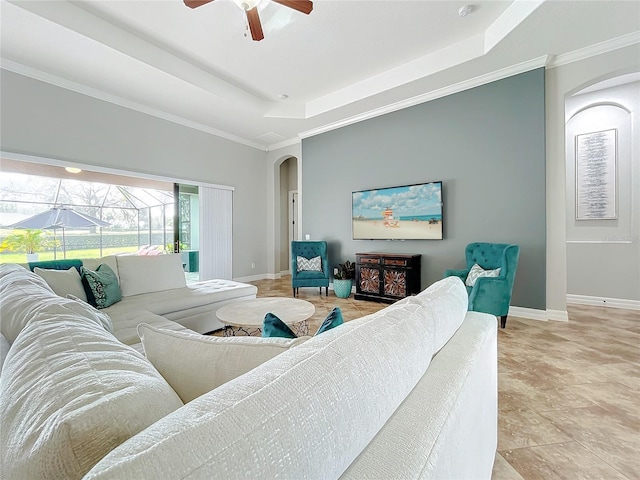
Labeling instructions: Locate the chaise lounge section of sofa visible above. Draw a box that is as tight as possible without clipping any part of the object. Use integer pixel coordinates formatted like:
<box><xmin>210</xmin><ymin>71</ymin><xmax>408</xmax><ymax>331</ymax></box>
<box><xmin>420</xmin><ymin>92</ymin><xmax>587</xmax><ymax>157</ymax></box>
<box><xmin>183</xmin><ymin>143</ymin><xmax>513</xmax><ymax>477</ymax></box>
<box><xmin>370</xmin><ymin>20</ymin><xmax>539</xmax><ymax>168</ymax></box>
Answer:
<box><xmin>19</xmin><ymin>253</ymin><xmax>258</xmax><ymax>335</ymax></box>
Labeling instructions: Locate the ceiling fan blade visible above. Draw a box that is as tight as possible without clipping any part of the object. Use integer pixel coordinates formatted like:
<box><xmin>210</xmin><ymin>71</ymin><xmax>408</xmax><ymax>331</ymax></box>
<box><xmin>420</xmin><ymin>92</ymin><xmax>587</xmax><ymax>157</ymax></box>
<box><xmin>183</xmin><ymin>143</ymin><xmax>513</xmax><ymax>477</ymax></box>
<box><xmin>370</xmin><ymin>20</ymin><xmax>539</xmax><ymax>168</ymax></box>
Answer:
<box><xmin>272</xmin><ymin>0</ymin><xmax>313</xmax><ymax>15</ymax></box>
<box><xmin>183</xmin><ymin>0</ymin><xmax>215</xmax><ymax>9</ymax></box>
<box><xmin>246</xmin><ymin>8</ymin><xmax>264</xmax><ymax>41</ymax></box>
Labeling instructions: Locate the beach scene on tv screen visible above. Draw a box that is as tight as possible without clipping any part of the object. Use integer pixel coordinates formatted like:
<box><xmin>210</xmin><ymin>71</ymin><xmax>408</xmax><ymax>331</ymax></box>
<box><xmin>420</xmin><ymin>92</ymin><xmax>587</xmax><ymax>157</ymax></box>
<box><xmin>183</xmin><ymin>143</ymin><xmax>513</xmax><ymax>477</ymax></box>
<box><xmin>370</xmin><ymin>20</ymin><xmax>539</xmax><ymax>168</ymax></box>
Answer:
<box><xmin>352</xmin><ymin>182</ymin><xmax>443</xmax><ymax>240</ymax></box>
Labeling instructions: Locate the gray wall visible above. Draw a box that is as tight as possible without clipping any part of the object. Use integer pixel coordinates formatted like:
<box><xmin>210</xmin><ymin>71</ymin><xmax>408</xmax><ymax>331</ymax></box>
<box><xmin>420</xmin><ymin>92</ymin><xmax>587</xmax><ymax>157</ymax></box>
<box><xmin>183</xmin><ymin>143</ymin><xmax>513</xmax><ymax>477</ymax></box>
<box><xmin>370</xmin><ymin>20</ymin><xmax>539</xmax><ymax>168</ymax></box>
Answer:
<box><xmin>0</xmin><ymin>70</ymin><xmax>268</xmax><ymax>279</ymax></box>
<box><xmin>301</xmin><ymin>68</ymin><xmax>546</xmax><ymax>310</ymax></box>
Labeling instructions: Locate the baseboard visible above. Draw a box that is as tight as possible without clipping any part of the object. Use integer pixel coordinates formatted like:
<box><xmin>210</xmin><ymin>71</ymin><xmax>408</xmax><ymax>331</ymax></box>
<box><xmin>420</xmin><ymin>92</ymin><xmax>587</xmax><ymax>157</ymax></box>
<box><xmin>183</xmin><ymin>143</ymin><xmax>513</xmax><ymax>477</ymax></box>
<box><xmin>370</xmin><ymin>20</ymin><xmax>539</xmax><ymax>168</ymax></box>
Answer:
<box><xmin>508</xmin><ymin>306</ymin><xmax>568</xmax><ymax>322</ymax></box>
<box><xmin>233</xmin><ymin>273</ymin><xmax>270</xmax><ymax>282</ymax></box>
<box><xmin>546</xmin><ymin>309</ymin><xmax>569</xmax><ymax>322</ymax></box>
<box><xmin>567</xmin><ymin>294</ymin><xmax>640</xmax><ymax>311</ymax></box>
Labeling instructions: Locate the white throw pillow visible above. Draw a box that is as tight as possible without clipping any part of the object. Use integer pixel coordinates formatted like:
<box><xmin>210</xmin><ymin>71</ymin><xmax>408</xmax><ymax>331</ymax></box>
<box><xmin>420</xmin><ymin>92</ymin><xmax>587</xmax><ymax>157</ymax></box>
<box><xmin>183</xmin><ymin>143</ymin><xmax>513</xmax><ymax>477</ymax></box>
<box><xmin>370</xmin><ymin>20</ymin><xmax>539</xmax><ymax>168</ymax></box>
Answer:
<box><xmin>297</xmin><ymin>255</ymin><xmax>322</xmax><ymax>272</ymax></box>
<box><xmin>115</xmin><ymin>254</ymin><xmax>186</xmax><ymax>297</ymax></box>
<box><xmin>34</xmin><ymin>266</ymin><xmax>87</xmax><ymax>301</ymax></box>
<box><xmin>138</xmin><ymin>323</ymin><xmax>310</xmax><ymax>403</ymax></box>
<box><xmin>0</xmin><ymin>315</ymin><xmax>183</xmax><ymax>480</ymax></box>
<box><xmin>465</xmin><ymin>263</ymin><xmax>501</xmax><ymax>287</ymax></box>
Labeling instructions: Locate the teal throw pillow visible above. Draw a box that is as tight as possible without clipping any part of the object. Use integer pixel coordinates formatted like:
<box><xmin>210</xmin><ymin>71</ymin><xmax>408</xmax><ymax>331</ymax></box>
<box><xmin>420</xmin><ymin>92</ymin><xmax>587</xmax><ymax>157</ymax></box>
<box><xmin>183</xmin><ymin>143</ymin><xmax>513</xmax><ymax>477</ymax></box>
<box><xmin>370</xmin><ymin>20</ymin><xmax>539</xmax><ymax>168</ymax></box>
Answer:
<box><xmin>262</xmin><ymin>312</ymin><xmax>298</xmax><ymax>339</ymax></box>
<box><xmin>262</xmin><ymin>307</ymin><xmax>343</xmax><ymax>338</ymax></box>
<box><xmin>314</xmin><ymin>307</ymin><xmax>343</xmax><ymax>335</ymax></box>
<box><xmin>81</xmin><ymin>264</ymin><xmax>122</xmax><ymax>309</ymax></box>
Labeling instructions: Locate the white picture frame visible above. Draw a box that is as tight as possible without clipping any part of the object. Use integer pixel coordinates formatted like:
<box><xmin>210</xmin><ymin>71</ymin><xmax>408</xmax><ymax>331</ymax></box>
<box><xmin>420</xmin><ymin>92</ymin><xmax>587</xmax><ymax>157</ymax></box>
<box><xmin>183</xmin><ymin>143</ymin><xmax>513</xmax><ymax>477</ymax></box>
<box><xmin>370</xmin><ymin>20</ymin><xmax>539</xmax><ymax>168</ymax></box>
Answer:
<box><xmin>575</xmin><ymin>129</ymin><xmax>617</xmax><ymax>220</ymax></box>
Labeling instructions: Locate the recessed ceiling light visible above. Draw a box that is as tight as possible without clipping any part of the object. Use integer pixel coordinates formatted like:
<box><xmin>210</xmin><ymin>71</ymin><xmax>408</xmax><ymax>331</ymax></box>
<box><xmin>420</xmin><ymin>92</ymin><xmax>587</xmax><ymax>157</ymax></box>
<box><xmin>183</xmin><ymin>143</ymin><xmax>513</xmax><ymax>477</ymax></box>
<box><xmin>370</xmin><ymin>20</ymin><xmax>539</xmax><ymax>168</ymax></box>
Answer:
<box><xmin>278</xmin><ymin>93</ymin><xmax>289</xmax><ymax>100</ymax></box>
<box><xmin>64</xmin><ymin>167</ymin><xmax>82</xmax><ymax>174</ymax></box>
<box><xmin>458</xmin><ymin>5</ymin><xmax>474</xmax><ymax>17</ymax></box>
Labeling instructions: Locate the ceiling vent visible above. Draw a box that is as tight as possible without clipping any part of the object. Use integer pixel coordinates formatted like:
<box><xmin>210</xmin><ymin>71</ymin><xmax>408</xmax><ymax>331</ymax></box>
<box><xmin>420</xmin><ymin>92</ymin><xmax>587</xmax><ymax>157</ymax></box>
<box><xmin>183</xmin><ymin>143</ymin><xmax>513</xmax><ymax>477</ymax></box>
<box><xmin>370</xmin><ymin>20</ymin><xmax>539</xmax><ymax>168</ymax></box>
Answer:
<box><xmin>256</xmin><ymin>132</ymin><xmax>286</xmax><ymax>144</ymax></box>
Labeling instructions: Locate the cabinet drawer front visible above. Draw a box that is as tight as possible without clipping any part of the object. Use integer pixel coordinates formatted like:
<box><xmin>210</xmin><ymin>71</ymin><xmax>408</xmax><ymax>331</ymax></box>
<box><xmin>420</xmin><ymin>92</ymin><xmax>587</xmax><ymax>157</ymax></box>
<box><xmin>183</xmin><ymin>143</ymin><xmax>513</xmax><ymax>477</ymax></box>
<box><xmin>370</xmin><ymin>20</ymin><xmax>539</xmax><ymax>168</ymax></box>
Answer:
<box><xmin>359</xmin><ymin>257</ymin><xmax>380</xmax><ymax>264</ymax></box>
<box><xmin>383</xmin><ymin>258</ymin><xmax>407</xmax><ymax>266</ymax></box>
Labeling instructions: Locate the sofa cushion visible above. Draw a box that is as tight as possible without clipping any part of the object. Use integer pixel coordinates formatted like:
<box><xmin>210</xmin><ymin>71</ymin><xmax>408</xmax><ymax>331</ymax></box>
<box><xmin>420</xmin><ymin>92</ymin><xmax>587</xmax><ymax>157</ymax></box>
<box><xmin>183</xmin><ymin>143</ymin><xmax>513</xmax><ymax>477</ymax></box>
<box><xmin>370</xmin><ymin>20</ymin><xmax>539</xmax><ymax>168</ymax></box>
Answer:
<box><xmin>465</xmin><ymin>263</ymin><xmax>501</xmax><ymax>287</ymax></box>
<box><xmin>263</xmin><ymin>306</ymin><xmax>343</xmax><ymax>338</ymax></box>
<box><xmin>110</xmin><ymin>310</ymin><xmax>193</xmax><ymax>346</ymax></box>
<box><xmin>0</xmin><ymin>314</ymin><xmax>183</xmax><ymax>480</ymax></box>
<box><xmin>315</xmin><ymin>306</ymin><xmax>344</xmax><ymax>335</ymax></box>
<box><xmin>0</xmin><ymin>264</ymin><xmax>106</xmax><ymax>343</ymax></box>
<box><xmin>413</xmin><ymin>276</ymin><xmax>470</xmax><ymax>353</ymax></box>
<box><xmin>297</xmin><ymin>255</ymin><xmax>322</xmax><ymax>272</ymax></box>
<box><xmin>27</xmin><ymin>259</ymin><xmax>83</xmax><ymax>273</ymax></box>
<box><xmin>0</xmin><ymin>332</ymin><xmax>9</xmax><ymax>374</ymax></box>
<box><xmin>115</xmin><ymin>254</ymin><xmax>186</xmax><ymax>297</ymax></box>
<box><xmin>34</xmin><ymin>266</ymin><xmax>88</xmax><ymax>301</ymax></box>
<box><xmin>66</xmin><ymin>294</ymin><xmax>114</xmax><ymax>333</ymax></box>
<box><xmin>100</xmin><ymin>278</ymin><xmax>258</xmax><ymax>318</ymax></box>
<box><xmin>262</xmin><ymin>312</ymin><xmax>297</xmax><ymax>338</ymax></box>
<box><xmin>85</xmin><ymin>279</ymin><xmax>471</xmax><ymax>479</ymax></box>
<box><xmin>341</xmin><ymin>312</ymin><xmax>497</xmax><ymax>480</ymax></box>
<box><xmin>82</xmin><ymin>256</ymin><xmax>119</xmax><ymax>282</ymax></box>
<box><xmin>81</xmin><ymin>264</ymin><xmax>122</xmax><ymax>308</ymax></box>
<box><xmin>138</xmin><ymin>323</ymin><xmax>310</xmax><ymax>403</ymax></box>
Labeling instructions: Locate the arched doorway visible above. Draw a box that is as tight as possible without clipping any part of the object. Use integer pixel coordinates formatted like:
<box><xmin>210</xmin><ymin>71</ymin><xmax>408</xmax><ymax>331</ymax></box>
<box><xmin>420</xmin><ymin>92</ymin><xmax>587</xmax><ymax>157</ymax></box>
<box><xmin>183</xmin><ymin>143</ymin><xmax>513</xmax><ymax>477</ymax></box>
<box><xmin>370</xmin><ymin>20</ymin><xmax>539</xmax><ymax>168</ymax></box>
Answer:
<box><xmin>278</xmin><ymin>156</ymin><xmax>298</xmax><ymax>274</ymax></box>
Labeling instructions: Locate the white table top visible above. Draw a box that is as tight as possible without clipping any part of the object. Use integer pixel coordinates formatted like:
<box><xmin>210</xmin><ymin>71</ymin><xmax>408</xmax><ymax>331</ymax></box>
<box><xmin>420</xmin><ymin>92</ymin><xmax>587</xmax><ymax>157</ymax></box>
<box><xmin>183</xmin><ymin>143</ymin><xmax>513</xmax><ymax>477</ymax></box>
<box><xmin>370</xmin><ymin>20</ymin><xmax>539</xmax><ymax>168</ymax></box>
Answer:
<box><xmin>216</xmin><ymin>297</ymin><xmax>315</xmax><ymax>327</ymax></box>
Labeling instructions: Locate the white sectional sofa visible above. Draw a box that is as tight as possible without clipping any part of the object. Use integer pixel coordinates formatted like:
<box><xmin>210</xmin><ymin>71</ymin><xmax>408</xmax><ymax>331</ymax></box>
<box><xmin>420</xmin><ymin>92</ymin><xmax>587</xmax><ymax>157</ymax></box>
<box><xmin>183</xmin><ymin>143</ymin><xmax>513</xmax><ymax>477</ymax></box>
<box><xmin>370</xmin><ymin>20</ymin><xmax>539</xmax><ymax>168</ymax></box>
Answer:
<box><xmin>18</xmin><ymin>253</ymin><xmax>257</xmax><ymax>334</ymax></box>
<box><xmin>0</xmin><ymin>264</ymin><xmax>498</xmax><ymax>479</ymax></box>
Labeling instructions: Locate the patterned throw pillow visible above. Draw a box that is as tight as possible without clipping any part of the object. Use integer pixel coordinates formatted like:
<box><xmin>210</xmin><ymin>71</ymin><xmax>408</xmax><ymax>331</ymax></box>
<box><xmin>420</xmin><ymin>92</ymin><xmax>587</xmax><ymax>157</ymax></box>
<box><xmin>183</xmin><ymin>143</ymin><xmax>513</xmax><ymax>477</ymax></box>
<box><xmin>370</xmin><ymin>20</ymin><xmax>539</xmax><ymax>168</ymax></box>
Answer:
<box><xmin>297</xmin><ymin>255</ymin><xmax>322</xmax><ymax>272</ymax></box>
<box><xmin>81</xmin><ymin>264</ymin><xmax>122</xmax><ymax>309</ymax></box>
<box><xmin>465</xmin><ymin>263</ymin><xmax>501</xmax><ymax>287</ymax></box>
<box><xmin>263</xmin><ymin>307</ymin><xmax>343</xmax><ymax>338</ymax></box>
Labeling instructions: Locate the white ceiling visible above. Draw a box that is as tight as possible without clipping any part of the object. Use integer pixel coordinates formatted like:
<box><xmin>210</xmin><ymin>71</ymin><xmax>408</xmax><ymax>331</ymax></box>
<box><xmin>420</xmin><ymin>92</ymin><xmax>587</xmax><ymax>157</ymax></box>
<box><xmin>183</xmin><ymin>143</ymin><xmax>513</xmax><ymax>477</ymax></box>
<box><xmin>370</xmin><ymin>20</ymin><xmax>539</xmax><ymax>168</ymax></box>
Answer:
<box><xmin>2</xmin><ymin>0</ymin><xmax>639</xmax><ymax>150</ymax></box>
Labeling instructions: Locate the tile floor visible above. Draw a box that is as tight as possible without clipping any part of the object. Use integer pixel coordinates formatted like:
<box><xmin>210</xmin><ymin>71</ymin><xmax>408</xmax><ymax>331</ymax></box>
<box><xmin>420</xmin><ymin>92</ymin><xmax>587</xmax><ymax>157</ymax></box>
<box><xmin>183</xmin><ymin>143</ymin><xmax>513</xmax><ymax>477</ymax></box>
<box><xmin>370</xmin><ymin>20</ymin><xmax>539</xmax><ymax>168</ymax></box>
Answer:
<box><xmin>249</xmin><ymin>276</ymin><xmax>640</xmax><ymax>479</ymax></box>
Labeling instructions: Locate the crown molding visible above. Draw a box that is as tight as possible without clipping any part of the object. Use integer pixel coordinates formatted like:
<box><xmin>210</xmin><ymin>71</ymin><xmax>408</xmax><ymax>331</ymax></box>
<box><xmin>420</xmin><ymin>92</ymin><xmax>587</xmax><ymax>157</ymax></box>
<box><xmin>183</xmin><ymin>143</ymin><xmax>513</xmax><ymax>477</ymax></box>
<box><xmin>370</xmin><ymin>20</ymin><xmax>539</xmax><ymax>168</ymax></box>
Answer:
<box><xmin>266</xmin><ymin>137</ymin><xmax>301</xmax><ymax>151</ymax></box>
<box><xmin>1</xmin><ymin>59</ymin><xmax>266</xmax><ymax>151</ymax></box>
<box><xmin>547</xmin><ymin>31</ymin><xmax>640</xmax><ymax>68</ymax></box>
<box><xmin>300</xmin><ymin>55</ymin><xmax>548</xmax><ymax>140</ymax></box>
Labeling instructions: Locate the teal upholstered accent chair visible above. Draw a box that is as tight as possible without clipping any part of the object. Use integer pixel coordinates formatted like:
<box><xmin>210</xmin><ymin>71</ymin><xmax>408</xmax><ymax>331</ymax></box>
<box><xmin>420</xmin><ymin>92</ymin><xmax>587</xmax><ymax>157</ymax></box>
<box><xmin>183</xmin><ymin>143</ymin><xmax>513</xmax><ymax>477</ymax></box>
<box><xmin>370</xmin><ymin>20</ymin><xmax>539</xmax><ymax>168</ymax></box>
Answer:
<box><xmin>291</xmin><ymin>241</ymin><xmax>330</xmax><ymax>297</ymax></box>
<box><xmin>444</xmin><ymin>243</ymin><xmax>520</xmax><ymax>328</ymax></box>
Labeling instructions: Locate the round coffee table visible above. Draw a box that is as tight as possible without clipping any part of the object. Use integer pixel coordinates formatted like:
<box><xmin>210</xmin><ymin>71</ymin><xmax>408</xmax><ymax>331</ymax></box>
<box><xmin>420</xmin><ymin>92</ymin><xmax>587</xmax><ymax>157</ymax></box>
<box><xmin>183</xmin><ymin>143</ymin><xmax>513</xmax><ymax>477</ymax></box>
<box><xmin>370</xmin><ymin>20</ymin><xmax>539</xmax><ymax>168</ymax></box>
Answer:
<box><xmin>216</xmin><ymin>297</ymin><xmax>315</xmax><ymax>337</ymax></box>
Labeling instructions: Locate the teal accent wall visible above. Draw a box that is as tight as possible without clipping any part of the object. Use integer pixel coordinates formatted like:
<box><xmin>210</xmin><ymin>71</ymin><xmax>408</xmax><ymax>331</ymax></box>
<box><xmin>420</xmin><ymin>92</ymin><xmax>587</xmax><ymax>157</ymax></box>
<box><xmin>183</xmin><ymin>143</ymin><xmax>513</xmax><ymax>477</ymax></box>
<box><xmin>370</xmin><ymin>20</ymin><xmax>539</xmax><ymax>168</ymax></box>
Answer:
<box><xmin>302</xmin><ymin>68</ymin><xmax>546</xmax><ymax>310</ymax></box>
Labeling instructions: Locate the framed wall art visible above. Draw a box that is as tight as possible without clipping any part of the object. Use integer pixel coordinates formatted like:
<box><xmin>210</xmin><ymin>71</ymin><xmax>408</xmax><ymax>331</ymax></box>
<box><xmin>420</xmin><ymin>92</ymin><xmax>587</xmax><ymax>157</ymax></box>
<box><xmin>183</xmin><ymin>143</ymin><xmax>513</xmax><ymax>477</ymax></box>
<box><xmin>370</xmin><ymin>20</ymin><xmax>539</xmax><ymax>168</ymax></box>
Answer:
<box><xmin>575</xmin><ymin>128</ymin><xmax>617</xmax><ymax>220</ymax></box>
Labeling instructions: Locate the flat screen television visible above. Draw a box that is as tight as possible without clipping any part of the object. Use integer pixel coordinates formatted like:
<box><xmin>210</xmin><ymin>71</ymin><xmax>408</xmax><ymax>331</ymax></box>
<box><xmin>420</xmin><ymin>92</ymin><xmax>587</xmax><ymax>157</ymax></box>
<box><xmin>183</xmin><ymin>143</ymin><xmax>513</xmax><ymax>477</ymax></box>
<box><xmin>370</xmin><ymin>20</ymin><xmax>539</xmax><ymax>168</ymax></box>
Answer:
<box><xmin>352</xmin><ymin>181</ymin><xmax>443</xmax><ymax>240</ymax></box>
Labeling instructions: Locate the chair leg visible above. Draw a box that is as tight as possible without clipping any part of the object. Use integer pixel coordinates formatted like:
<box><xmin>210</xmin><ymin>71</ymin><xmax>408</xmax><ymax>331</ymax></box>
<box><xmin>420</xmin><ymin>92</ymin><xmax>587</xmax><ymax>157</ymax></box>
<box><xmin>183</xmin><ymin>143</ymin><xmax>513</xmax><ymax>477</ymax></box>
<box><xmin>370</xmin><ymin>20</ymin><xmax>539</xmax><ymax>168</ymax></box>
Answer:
<box><xmin>293</xmin><ymin>288</ymin><xmax>296</xmax><ymax>297</ymax></box>
<box><xmin>500</xmin><ymin>315</ymin><xmax>507</xmax><ymax>329</ymax></box>
<box><xmin>325</xmin><ymin>286</ymin><xmax>328</xmax><ymax>296</ymax></box>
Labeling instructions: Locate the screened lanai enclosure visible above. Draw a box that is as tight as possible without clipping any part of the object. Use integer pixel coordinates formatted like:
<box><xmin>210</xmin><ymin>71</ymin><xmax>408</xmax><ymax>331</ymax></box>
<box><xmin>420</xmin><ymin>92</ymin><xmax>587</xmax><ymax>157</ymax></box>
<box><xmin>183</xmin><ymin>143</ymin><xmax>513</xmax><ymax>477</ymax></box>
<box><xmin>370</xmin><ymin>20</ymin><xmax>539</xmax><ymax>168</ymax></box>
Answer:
<box><xmin>0</xmin><ymin>169</ymin><xmax>197</xmax><ymax>263</ymax></box>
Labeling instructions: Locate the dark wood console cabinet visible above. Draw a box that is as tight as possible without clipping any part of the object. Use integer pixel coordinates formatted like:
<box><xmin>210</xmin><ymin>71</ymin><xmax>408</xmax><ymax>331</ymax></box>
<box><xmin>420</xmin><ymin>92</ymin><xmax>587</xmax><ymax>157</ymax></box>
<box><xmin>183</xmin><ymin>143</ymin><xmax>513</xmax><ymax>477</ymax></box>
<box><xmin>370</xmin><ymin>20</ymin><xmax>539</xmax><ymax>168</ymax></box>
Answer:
<box><xmin>355</xmin><ymin>252</ymin><xmax>422</xmax><ymax>303</ymax></box>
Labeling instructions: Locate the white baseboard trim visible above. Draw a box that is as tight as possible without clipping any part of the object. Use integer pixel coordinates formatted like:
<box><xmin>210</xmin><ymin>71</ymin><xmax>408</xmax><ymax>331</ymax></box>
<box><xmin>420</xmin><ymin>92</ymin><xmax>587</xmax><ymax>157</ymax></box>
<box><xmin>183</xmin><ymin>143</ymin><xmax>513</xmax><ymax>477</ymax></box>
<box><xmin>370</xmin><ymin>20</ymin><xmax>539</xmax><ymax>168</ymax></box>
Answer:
<box><xmin>567</xmin><ymin>294</ymin><xmax>640</xmax><ymax>311</ymax></box>
<box><xmin>234</xmin><ymin>273</ymin><xmax>270</xmax><ymax>282</ymax></box>
<box><xmin>547</xmin><ymin>309</ymin><xmax>570</xmax><ymax>322</ymax></box>
<box><xmin>508</xmin><ymin>306</ymin><xmax>569</xmax><ymax>322</ymax></box>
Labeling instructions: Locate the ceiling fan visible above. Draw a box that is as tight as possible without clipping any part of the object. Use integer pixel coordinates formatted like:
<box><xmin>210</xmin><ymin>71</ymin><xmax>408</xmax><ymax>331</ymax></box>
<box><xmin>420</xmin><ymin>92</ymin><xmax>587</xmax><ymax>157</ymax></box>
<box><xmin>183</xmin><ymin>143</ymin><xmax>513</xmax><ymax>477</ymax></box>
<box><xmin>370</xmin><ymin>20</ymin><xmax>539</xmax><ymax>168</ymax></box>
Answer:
<box><xmin>184</xmin><ymin>0</ymin><xmax>313</xmax><ymax>42</ymax></box>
